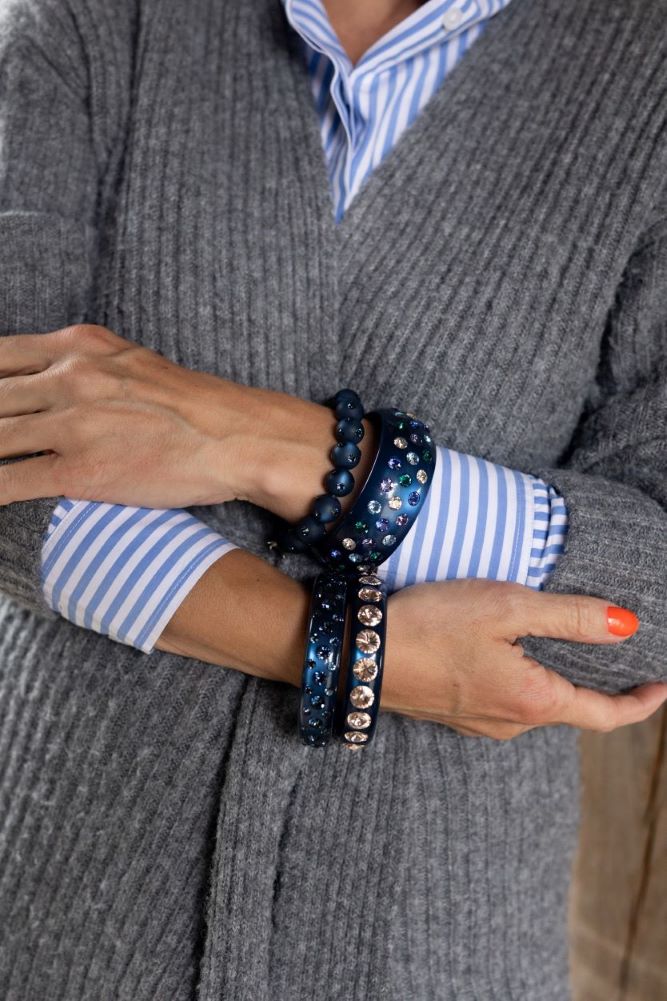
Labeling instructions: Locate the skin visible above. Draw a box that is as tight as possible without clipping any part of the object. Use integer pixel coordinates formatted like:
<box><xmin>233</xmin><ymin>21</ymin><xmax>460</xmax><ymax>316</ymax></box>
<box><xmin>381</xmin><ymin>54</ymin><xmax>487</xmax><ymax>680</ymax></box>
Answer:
<box><xmin>323</xmin><ymin>1</ymin><xmax>425</xmax><ymax>64</ymax></box>
<box><xmin>0</xmin><ymin>323</ymin><xmax>665</xmax><ymax>739</ymax></box>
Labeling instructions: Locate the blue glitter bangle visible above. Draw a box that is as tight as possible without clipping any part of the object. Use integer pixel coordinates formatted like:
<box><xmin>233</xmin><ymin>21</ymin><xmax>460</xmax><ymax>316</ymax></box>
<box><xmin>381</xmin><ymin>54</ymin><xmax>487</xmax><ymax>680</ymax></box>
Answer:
<box><xmin>312</xmin><ymin>408</ymin><xmax>436</xmax><ymax>574</ymax></box>
<box><xmin>335</xmin><ymin>571</ymin><xmax>388</xmax><ymax>749</ymax></box>
<box><xmin>299</xmin><ymin>569</ymin><xmax>348</xmax><ymax>747</ymax></box>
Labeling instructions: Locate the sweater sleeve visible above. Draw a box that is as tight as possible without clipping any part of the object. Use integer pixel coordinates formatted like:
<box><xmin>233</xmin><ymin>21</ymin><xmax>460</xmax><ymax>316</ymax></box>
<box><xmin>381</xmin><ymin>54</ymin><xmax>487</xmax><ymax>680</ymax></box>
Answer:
<box><xmin>518</xmin><ymin>201</ymin><xmax>667</xmax><ymax>693</ymax></box>
<box><xmin>0</xmin><ymin>0</ymin><xmax>103</xmax><ymax>617</ymax></box>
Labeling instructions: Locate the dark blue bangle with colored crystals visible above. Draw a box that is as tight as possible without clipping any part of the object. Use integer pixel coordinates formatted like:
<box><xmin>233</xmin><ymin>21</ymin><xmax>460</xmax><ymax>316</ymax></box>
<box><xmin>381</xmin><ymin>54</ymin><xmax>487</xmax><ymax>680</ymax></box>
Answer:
<box><xmin>299</xmin><ymin>569</ymin><xmax>348</xmax><ymax>747</ymax></box>
<box><xmin>312</xmin><ymin>408</ymin><xmax>435</xmax><ymax>574</ymax></box>
<box><xmin>268</xmin><ymin>389</ymin><xmax>366</xmax><ymax>558</ymax></box>
<box><xmin>335</xmin><ymin>571</ymin><xmax>388</xmax><ymax>750</ymax></box>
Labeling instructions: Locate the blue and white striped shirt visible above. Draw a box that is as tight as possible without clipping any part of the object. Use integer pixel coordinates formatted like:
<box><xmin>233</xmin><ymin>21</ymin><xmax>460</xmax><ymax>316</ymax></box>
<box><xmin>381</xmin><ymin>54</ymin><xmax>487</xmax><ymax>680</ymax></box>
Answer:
<box><xmin>41</xmin><ymin>0</ymin><xmax>568</xmax><ymax>652</ymax></box>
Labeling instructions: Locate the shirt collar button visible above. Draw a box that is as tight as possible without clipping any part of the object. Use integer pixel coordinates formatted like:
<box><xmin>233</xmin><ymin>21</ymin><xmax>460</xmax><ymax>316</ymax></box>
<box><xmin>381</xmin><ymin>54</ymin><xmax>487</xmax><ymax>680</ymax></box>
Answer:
<box><xmin>442</xmin><ymin>8</ymin><xmax>464</xmax><ymax>31</ymax></box>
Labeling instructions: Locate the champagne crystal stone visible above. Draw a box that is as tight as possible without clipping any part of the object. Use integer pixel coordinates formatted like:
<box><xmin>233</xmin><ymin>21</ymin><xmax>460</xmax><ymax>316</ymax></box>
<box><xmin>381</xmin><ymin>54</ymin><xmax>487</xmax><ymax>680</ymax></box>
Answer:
<box><xmin>350</xmin><ymin>685</ymin><xmax>375</xmax><ymax>709</ymax></box>
<box><xmin>347</xmin><ymin>711</ymin><xmax>372</xmax><ymax>729</ymax></box>
<box><xmin>416</xmin><ymin>469</ymin><xmax>428</xmax><ymax>484</ymax></box>
<box><xmin>393</xmin><ymin>437</ymin><xmax>408</xmax><ymax>449</ymax></box>
<box><xmin>358</xmin><ymin>574</ymin><xmax>381</xmax><ymax>586</ymax></box>
<box><xmin>355</xmin><ymin>629</ymin><xmax>380</xmax><ymax>654</ymax></box>
<box><xmin>353</xmin><ymin>657</ymin><xmax>378</xmax><ymax>682</ymax></box>
<box><xmin>358</xmin><ymin>604</ymin><xmax>382</xmax><ymax>627</ymax></box>
<box><xmin>342</xmin><ymin>537</ymin><xmax>356</xmax><ymax>550</ymax></box>
<box><xmin>358</xmin><ymin>586</ymin><xmax>382</xmax><ymax>603</ymax></box>
<box><xmin>345</xmin><ymin>730</ymin><xmax>369</xmax><ymax>744</ymax></box>
<box><xmin>388</xmin><ymin>496</ymin><xmax>402</xmax><ymax>510</ymax></box>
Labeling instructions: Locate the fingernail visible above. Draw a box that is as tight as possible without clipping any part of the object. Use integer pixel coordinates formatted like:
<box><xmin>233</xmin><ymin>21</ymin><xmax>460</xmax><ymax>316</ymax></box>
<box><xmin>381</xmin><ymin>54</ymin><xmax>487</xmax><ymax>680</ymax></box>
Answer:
<box><xmin>607</xmin><ymin>606</ymin><xmax>639</xmax><ymax>637</ymax></box>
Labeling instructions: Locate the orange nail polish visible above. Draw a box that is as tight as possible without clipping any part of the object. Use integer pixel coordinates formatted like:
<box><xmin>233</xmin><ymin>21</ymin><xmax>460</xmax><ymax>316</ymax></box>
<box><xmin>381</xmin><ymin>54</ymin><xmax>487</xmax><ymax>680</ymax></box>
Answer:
<box><xmin>607</xmin><ymin>606</ymin><xmax>639</xmax><ymax>637</ymax></box>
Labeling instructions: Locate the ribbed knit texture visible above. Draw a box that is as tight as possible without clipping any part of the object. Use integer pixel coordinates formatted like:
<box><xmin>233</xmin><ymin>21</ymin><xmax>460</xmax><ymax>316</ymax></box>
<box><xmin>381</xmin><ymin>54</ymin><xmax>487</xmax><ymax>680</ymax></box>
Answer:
<box><xmin>0</xmin><ymin>1</ymin><xmax>665</xmax><ymax>999</ymax></box>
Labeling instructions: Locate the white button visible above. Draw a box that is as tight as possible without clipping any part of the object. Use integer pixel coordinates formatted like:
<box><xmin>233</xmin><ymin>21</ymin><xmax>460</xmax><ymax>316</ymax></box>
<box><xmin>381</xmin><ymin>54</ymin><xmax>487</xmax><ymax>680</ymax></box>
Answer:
<box><xmin>442</xmin><ymin>8</ymin><xmax>464</xmax><ymax>30</ymax></box>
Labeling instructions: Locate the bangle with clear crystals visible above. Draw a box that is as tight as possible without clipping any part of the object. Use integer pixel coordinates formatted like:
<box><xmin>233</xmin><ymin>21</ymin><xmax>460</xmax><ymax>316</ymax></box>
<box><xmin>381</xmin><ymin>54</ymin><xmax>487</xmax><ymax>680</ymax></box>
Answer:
<box><xmin>336</xmin><ymin>570</ymin><xmax>388</xmax><ymax>749</ymax></box>
<box><xmin>299</xmin><ymin>569</ymin><xmax>348</xmax><ymax>747</ymax></box>
<box><xmin>311</xmin><ymin>408</ymin><xmax>435</xmax><ymax>574</ymax></box>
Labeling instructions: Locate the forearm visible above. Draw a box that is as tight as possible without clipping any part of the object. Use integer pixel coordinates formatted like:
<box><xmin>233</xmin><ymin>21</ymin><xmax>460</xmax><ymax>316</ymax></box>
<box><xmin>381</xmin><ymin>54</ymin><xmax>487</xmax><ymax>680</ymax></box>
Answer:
<box><xmin>155</xmin><ymin>547</ymin><xmax>308</xmax><ymax>687</ymax></box>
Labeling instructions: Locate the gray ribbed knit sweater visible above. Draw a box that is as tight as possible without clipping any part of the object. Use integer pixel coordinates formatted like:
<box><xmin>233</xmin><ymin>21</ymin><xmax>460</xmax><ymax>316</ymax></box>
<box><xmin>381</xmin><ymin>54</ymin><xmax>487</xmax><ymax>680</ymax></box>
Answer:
<box><xmin>0</xmin><ymin>0</ymin><xmax>665</xmax><ymax>998</ymax></box>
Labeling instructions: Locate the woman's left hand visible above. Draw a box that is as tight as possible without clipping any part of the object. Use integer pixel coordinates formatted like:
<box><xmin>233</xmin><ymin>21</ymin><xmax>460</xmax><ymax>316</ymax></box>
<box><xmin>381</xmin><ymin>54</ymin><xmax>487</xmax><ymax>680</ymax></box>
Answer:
<box><xmin>0</xmin><ymin>324</ymin><xmax>377</xmax><ymax>515</ymax></box>
<box><xmin>0</xmin><ymin>323</ymin><xmax>272</xmax><ymax>508</ymax></box>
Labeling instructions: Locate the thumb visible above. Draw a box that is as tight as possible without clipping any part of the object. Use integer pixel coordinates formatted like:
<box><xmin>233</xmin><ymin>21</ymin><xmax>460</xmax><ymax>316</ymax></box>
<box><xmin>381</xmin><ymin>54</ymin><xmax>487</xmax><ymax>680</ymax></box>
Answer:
<box><xmin>505</xmin><ymin>587</ymin><xmax>640</xmax><ymax>645</ymax></box>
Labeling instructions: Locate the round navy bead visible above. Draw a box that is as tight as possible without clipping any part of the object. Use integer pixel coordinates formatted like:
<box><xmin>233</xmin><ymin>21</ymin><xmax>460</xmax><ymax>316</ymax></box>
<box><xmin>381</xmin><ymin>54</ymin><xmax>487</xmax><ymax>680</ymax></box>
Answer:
<box><xmin>312</xmin><ymin>493</ymin><xmax>342</xmax><ymax>524</ymax></box>
<box><xmin>335</xmin><ymin>397</ymin><xmax>364</xmax><ymax>421</ymax></box>
<box><xmin>295</xmin><ymin>515</ymin><xmax>326</xmax><ymax>542</ymax></box>
<box><xmin>325</xmin><ymin>468</ymin><xmax>355</xmax><ymax>496</ymax></box>
<box><xmin>333</xmin><ymin>387</ymin><xmax>360</xmax><ymax>408</ymax></box>
<box><xmin>335</xmin><ymin>417</ymin><xmax>365</xmax><ymax>443</ymax></box>
<box><xmin>330</xmin><ymin>442</ymin><xmax>361</xmax><ymax>468</ymax></box>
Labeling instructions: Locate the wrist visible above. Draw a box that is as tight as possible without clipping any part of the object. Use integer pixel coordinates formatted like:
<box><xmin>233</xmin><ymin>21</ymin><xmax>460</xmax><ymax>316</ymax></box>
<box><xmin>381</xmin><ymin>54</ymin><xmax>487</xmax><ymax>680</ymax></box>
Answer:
<box><xmin>239</xmin><ymin>393</ymin><xmax>379</xmax><ymax>523</ymax></box>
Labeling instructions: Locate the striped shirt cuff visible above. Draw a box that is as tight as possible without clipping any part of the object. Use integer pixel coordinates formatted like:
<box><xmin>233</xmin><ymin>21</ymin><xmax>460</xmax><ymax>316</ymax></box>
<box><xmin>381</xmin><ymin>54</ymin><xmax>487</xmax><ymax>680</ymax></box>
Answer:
<box><xmin>41</xmin><ymin>499</ymin><xmax>238</xmax><ymax>654</ymax></box>
<box><xmin>374</xmin><ymin>444</ymin><xmax>568</xmax><ymax>593</ymax></box>
<box><xmin>526</xmin><ymin>481</ymin><xmax>568</xmax><ymax>588</ymax></box>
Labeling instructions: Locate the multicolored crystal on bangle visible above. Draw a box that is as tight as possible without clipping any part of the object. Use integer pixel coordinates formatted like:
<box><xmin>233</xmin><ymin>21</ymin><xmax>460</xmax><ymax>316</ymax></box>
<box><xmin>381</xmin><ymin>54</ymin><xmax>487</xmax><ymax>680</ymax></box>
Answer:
<box><xmin>312</xmin><ymin>409</ymin><xmax>436</xmax><ymax>575</ymax></box>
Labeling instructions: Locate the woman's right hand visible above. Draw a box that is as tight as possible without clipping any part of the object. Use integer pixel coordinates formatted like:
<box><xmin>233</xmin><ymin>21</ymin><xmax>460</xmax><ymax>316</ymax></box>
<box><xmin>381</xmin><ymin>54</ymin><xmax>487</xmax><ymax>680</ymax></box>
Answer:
<box><xmin>381</xmin><ymin>578</ymin><xmax>667</xmax><ymax>738</ymax></box>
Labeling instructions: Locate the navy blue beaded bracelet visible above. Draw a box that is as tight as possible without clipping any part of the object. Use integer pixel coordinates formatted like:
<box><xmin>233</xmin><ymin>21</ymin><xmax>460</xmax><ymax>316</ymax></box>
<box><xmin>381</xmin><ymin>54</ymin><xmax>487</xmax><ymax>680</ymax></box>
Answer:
<box><xmin>335</xmin><ymin>571</ymin><xmax>388</xmax><ymax>750</ymax></box>
<box><xmin>268</xmin><ymin>389</ymin><xmax>366</xmax><ymax>558</ymax></box>
<box><xmin>312</xmin><ymin>408</ymin><xmax>436</xmax><ymax>575</ymax></box>
<box><xmin>298</xmin><ymin>569</ymin><xmax>348</xmax><ymax>747</ymax></box>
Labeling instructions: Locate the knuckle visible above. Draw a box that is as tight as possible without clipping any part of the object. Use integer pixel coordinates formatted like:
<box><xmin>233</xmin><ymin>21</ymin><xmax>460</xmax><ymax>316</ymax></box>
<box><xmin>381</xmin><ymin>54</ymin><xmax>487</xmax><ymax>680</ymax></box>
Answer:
<box><xmin>58</xmin><ymin>356</ymin><xmax>118</xmax><ymax>399</ymax></box>
<box><xmin>55</xmin><ymin>324</ymin><xmax>86</xmax><ymax>346</ymax></box>
<box><xmin>57</xmin><ymin>324</ymin><xmax>116</xmax><ymax>353</ymax></box>
<box><xmin>496</xmin><ymin>581</ymin><xmax>529</xmax><ymax>619</ymax></box>
<box><xmin>565</xmin><ymin>594</ymin><xmax>596</xmax><ymax>641</ymax></box>
<box><xmin>514</xmin><ymin>673</ymin><xmax>561</xmax><ymax>724</ymax></box>
<box><xmin>594</xmin><ymin>712</ymin><xmax>618</xmax><ymax>734</ymax></box>
<box><xmin>514</xmin><ymin>698</ymin><xmax>543</xmax><ymax>725</ymax></box>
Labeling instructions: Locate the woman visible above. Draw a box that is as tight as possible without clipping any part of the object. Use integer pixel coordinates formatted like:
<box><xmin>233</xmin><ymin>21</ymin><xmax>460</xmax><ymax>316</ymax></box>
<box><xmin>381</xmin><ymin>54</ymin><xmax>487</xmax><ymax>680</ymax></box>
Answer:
<box><xmin>0</xmin><ymin>0</ymin><xmax>665</xmax><ymax>998</ymax></box>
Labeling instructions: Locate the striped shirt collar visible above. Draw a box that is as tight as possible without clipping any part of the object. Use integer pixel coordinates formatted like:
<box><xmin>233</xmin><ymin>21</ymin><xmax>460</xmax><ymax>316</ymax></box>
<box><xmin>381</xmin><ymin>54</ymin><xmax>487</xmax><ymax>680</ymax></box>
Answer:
<box><xmin>282</xmin><ymin>0</ymin><xmax>497</xmax><ymax>75</ymax></box>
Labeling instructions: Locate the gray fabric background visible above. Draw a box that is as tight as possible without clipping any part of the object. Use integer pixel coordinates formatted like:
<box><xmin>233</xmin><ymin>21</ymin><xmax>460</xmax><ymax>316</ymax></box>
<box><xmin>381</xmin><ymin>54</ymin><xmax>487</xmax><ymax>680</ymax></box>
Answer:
<box><xmin>0</xmin><ymin>0</ymin><xmax>665</xmax><ymax>997</ymax></box>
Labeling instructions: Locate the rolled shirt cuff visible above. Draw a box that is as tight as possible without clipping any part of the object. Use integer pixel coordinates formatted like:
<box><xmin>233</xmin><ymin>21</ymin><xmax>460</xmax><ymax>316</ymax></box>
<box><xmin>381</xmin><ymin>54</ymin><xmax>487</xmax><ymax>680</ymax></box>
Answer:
<box><xmin>41</xmin><ymin>498</ymin><xmax>238</xmax><ymax>653</ymax></box>
<box><xmin>374</xmin><ymin>444</ymin><xmax>568</xmax><ymax>592</ymax></box>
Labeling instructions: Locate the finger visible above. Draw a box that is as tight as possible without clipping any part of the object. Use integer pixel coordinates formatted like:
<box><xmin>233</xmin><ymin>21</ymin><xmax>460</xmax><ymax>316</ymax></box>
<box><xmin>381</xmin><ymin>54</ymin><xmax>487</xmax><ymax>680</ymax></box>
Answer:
<box><xmin>0</xmin><ymin>374</ymin><xmax>53</xmax><ymax>417</ymax></box>
<box><xmin>0</xmin><ymin>333</ymin><xmax>59</xmax><ymax>376</ymax></box>
<box><xmin>557</xmin><ymin>681</ymin><xmax>667</xmax><ymax>732</ymax></box>
<box><xmin>500</xmin><ymin>584</ymin><xmax>640</xmax><ymax>645</ymax></box>
<box><xmin>0</xmin><ymin>413</ymin><xmax>55</xmax><ymax>460</ymax></box>
<box><xmin>516</xmin><ymin>661</ymin><xmax>667</xmax><ymax>731</ymax></box>
<box><xmin>0</xmin><ymin>452</ymin><xmax>64</xmax><ymax>504</ymax></box>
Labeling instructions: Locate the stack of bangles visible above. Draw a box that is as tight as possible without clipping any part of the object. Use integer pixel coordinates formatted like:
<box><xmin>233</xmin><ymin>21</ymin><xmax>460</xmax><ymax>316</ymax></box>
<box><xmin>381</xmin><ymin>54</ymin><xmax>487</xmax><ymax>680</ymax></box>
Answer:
<box><xmin>267</xmin><ymin>389</ymin><xmax>436</xmax><ymax>751</ymax></box>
